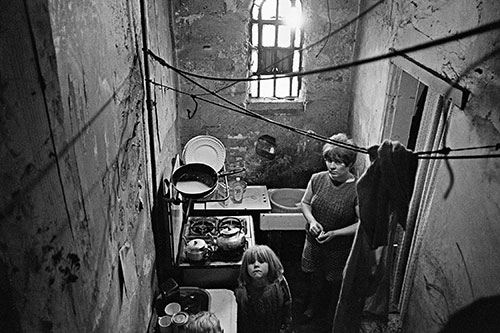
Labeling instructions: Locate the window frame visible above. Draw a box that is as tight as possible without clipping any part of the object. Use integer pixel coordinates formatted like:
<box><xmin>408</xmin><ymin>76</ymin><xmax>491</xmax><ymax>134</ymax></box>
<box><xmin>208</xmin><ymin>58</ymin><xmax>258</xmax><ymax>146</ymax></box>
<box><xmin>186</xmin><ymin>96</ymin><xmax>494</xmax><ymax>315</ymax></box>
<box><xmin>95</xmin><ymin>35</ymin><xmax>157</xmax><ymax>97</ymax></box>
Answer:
<box><xmin>248</xmin><ymin>0</ymin><xmax>304</xmax><ymax>101</ymax></box>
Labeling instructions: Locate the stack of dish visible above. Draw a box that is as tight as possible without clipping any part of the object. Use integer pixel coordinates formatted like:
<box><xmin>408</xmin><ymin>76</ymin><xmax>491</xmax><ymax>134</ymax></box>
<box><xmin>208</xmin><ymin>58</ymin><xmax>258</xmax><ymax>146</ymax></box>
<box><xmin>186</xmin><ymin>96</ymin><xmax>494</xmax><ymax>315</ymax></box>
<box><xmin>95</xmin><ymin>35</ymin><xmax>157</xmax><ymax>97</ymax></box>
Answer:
<box><xmin>182</xmin><ymin>135</ymin><xmax>226</xmax><ymax>172</ymax></box>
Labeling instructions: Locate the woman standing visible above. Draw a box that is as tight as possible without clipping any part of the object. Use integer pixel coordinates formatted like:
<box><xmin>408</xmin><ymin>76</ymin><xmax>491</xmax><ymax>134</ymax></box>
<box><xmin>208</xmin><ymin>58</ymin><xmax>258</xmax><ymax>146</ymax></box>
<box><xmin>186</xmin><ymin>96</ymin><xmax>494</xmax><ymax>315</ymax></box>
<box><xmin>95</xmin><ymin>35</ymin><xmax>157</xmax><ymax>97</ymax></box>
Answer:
<box><xmin>300</xmin><ymin>133</ymin><xmax>359</xmax><ymax>331</ymax></box>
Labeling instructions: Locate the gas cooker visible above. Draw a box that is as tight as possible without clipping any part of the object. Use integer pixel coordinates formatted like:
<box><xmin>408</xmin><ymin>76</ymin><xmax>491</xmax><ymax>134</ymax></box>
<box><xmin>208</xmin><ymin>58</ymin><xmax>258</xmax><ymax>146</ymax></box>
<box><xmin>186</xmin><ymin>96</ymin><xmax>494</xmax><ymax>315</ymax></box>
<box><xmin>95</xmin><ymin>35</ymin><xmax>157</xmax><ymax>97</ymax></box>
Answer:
<box><xmin>178</xmin><ymin>215</ymin><xmax>254</xmax><ymax>266</ymax></box>
<box><xmin>185</xmin><ymin>216</ymin><xmax>250</xmax><ymax>239</ymax></box>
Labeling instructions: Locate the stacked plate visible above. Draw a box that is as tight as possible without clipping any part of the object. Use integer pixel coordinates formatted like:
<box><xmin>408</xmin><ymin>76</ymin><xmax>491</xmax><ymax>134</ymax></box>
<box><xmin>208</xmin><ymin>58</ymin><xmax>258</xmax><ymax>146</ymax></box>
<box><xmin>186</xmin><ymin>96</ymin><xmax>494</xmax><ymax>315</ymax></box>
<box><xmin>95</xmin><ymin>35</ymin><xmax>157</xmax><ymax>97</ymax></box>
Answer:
<box><xmin>182</xmin><ymin>135</ymin><xmax>226</xmax><ymax>172</ymax></box>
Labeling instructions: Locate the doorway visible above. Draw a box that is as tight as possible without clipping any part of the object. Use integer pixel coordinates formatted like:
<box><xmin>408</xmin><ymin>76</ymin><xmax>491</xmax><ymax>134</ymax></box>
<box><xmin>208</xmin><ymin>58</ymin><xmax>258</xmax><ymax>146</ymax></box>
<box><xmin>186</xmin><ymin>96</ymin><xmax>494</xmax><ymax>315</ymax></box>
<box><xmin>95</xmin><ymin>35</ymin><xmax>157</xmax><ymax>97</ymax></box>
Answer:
<box><xmin>383</xmin><ymin>57</ymin><xmax>467</xmax><ymax>316</ymax></box>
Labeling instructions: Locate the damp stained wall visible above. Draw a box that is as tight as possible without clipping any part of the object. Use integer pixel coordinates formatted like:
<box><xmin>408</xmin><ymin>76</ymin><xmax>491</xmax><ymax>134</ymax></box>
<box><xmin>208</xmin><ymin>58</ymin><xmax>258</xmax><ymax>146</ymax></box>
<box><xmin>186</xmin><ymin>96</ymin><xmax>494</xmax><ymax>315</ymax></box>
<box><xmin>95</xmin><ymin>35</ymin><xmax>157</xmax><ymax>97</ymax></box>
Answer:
<box><xmin>173</xmin><ymin>0</ymin><xmax>359</xmax><ymax>188</ymax></box>
<box><xmin>350</xmin><ymin>0</ymin><xmax>500</xmax><ymax>332</ymax></box>
<box><xmin>0</xmin><ymin>0</ymin><xmax>178</xmax><ymax>332</ymax></box>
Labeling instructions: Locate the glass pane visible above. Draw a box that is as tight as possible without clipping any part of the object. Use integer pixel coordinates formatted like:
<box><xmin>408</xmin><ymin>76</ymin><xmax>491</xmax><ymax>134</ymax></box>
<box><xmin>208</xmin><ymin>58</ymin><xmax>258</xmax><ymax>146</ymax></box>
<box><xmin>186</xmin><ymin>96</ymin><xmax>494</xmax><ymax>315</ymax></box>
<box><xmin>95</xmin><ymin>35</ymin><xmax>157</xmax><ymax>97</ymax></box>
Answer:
<box><xmin>283</xmin><ymin>3</ymin><xmax>302</xmax><ymax>27</ymax></box>
<box><xmin>260</xmin><ymin>75</ymin><xmax>274</xmax><ymax>97</ymax></box>
<box><xmin>294</xmin><ymin>28</ymin><xmax>302</xmax><ymax>47</ymax></box>
<box><xmin>278</xmin><ymin>0</ymin><xmax>292</xmax><ymax>20</ymax></box>
<box><xmin>293</xmin><ymin>52</ymin><xmax>300</xmax><ymax>71</ymax></box>
<box><xmin>261</xmin><ymin>0</ymin><xmax>277</xmax><ymax>19</ymax></box>
<box><xmin>252</xmin><ymin>24</ymin><xmax>259</xmax><ymax>46</ymax></box>
<box><xmin>275</xmin><ymin>76</ymin><xmax>290</xmax><ymax>98</ymax></box>
<box><xmin>277</xmin><ymin>25</ymin><xmax>290</xmax><ymax>47</ymax></box>
<box><xmin>262</xmin><ymin>25</ymin><xmax>275</xmax><ymax>46</ymax></box>
<box><xmin>296</xmin><ymin>0</ymin><xmax>302</xmax><ymax>12</ymax></box>
<box><xmin>291</xmin><ymin>76</ymin><xmax>298</xmax><ymax>96</ymax></box>
<box><xmin>251</xmin><ymin>50</ymin><xmax>258</xmax><ymax>73</ymax></box>
<box><xmin>250</xmin><ymin>80</ymin><xmax>259</xmax><ymax>97</ymax></box>
<box><xmin>252</xmin><ymin>0</ymin><xmax>264</xmax><ymax>19</ymax></box>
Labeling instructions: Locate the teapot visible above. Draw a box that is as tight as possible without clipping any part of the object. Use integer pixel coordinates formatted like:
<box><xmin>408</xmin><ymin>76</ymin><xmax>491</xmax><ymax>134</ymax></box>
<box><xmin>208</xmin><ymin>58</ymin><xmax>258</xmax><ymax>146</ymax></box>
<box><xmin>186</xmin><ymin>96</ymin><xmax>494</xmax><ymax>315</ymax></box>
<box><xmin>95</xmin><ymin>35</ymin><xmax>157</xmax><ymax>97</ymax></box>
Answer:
<box><xmin>184</xmin><ymin>238</ymin><xmax>212</xmax><ymax>262</ymax></box>
<box><xmin>217</xmin><ymin>226</ymin><xmax>246</xmax><ymax>251</ymax></box>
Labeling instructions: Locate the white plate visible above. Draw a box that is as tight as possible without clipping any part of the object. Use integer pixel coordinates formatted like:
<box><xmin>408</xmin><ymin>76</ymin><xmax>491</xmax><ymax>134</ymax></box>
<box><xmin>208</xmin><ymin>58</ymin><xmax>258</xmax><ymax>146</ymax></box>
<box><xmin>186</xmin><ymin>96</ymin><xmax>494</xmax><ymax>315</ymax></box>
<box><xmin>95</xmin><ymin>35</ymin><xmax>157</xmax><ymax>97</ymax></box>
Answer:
<box><xmin>182</xmin><ymin>135</ymin><xmax>226</xmax><ymax>171</ymax></box>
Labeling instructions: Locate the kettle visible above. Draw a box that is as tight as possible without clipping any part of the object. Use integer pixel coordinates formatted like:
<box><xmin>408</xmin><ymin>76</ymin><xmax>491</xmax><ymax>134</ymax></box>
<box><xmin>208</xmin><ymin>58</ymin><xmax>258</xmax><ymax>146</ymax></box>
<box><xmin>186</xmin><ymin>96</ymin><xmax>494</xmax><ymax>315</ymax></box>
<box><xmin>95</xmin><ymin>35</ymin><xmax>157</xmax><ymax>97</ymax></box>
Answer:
<box><xmin>184</xmin><ymin>238</ymin><xmax>212</xmax><ymax>262</ymax></box>
<box><xmin>217</xmin><ymin>226</ymin><xmax>246</xmax><ymax>251</ymax></box>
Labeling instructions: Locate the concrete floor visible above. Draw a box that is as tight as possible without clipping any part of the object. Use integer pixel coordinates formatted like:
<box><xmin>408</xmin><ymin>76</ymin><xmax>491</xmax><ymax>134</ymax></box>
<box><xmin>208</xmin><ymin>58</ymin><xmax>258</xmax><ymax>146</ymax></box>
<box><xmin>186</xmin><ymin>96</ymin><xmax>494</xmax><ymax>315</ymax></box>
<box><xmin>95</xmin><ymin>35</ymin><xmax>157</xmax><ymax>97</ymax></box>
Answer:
<box><xmin>271</xmin><ymin>231</ymin><xmax>333</xmax><ymax>332</ymax></box>
<box><xmin>272</xmin><ymin>231</ymin><xmax>402</xmax><ymax>333</ymax></box>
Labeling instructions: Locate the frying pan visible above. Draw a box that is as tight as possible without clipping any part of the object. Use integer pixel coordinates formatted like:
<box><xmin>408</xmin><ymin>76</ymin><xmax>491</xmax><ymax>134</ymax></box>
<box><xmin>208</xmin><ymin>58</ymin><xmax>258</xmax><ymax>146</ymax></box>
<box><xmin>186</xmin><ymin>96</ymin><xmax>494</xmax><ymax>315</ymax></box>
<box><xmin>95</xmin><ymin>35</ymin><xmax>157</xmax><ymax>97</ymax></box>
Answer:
<box><xmin>172</xmin><ymin>163</ymin><xmax>245</xmax><ymax>199</ymax></box>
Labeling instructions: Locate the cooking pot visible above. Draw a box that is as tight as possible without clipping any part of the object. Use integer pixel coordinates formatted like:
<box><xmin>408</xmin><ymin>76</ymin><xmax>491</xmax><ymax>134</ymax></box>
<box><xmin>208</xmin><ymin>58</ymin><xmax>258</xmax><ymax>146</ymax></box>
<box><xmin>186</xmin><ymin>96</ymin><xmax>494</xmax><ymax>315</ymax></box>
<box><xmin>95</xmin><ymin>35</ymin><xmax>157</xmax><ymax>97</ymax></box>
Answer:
<box><xmin>172</xmin><ymin>163</ymin><xmax>245</xmax><ymax>199</ymax></box>
<box><xmin>184</xmin><ymin>238</ymin><xmax>212</xmax><ymax>262</ymax></box>
<box><xmin>217</xmin><ymin>226</ymin><xmax>246</xmax><ymax>251</ymax></box>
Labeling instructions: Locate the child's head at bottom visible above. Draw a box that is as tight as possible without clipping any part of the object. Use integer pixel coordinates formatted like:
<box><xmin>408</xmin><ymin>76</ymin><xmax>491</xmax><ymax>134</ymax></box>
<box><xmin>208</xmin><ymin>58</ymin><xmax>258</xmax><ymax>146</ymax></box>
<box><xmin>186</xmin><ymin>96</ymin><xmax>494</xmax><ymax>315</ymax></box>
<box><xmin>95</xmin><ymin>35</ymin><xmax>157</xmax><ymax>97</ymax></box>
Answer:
<box><xmin>238</xmin><ymin>244</ymin><xmax>284</xmax><ymax>285</ymax></box>
<box><xmin>184</xmin><ymin>311</ymin><xmax>223</xmax><ymax>333</ymax></box>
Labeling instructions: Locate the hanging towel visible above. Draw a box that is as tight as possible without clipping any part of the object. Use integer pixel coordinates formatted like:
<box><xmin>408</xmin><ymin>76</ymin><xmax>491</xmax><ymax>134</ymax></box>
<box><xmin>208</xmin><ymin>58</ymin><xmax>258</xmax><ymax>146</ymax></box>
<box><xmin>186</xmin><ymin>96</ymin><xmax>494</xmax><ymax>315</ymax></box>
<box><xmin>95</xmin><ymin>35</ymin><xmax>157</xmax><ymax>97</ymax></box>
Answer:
<box><xmin>357</xmin><ymin>140</ymin><xmax>418</xmax><ymax>248</ymax></box>
<box><xmin>333</xmin><ymin>140</ymin><xmax>418</xmax><ymax>333</ymax></box>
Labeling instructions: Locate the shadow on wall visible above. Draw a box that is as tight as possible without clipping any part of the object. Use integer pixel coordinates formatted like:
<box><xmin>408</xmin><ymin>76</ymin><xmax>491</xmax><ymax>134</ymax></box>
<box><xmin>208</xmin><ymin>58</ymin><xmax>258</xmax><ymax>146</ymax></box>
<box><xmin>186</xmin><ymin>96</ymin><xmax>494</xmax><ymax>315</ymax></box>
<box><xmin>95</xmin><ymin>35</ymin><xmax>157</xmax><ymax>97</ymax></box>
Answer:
<box><xmin>0</xmin><ymin>260</ymin><xmax>21</xmax><ymax>332</ymax></box>
<box><xmin>249</xmin><ymin>141</ymin><xmax>324</xmax><ymax>188</ymax></box>
<box><xmin>438</xmin><ymin>295</ymin><xmax>500</xmax><ymax>333</ymax></box>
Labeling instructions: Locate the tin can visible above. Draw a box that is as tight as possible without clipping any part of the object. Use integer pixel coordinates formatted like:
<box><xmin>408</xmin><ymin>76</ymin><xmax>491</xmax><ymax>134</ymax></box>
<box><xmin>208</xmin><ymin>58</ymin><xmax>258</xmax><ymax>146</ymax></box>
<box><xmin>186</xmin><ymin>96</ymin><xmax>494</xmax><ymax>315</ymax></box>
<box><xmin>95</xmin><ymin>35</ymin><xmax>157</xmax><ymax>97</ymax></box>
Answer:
<box><xmin>171</xmin><ymin>311</ymin><xmax>189</xmax><ymax>333</ymax></box>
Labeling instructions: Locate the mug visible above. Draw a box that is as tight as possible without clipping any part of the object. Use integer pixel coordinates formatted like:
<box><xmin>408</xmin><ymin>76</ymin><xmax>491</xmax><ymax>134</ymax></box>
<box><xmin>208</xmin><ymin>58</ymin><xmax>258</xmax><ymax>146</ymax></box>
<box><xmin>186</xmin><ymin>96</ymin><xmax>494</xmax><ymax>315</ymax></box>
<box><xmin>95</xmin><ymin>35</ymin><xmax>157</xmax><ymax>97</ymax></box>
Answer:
<box><xmin>158</xmin><ymin>315</ymin><xmax>172</xmax><ymax>333</ymax></box>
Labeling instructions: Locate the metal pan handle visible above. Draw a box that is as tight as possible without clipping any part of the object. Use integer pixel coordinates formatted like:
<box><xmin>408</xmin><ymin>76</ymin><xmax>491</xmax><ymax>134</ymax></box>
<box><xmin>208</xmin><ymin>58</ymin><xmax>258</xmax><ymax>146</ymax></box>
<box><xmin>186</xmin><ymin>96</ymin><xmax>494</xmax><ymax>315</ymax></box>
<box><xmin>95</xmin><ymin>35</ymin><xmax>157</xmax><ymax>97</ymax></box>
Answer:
<box><xmin>218</xmin><ymin>167</ymin><xmax>246</xmax><ymax>177</ymax></box>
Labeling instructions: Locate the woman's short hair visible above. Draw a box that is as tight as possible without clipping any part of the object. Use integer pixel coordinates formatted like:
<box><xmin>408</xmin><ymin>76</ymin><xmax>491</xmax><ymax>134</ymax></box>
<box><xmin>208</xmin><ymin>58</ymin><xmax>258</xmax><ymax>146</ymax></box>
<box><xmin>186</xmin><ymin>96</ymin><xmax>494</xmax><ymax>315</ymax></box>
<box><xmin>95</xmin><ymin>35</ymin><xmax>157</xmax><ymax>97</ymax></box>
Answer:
<box><xmin>238</xmin><ymin>245</ymin><xmax>284</xmax><ymax>286</ymax></box>
<box><xmin>322</xmin><ymin>133</ymin><xmax>358</xmax><ymax>167</ymax></box>
<box><xmin>185</xmin><ymin>311</ymin><xmax>222</xmax><ymax>333</ymax></box>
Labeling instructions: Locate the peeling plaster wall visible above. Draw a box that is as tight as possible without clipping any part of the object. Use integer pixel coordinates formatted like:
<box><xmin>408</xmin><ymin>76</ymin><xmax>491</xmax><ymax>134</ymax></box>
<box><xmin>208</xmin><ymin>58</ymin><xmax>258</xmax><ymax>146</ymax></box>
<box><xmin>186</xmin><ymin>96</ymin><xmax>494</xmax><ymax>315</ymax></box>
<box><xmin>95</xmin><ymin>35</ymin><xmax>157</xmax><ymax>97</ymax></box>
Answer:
<box><xmin>0</xmin><ymin>0</ymin><xmax>178</xmax><ymax>332</ymax></box>
<box><xmin>173</xmin><ymin>0</ymin><xmax>359</xmax><ymax>187</ymax></box>
<box><xmin>145</xmin><ymin>0</ymin><xmax>181</xmax><ymax>284</ymax></box>
<box><xmin>350</xmin><ymin>0</ymin><xmax>500</xmax><ymax>332</ymax></box>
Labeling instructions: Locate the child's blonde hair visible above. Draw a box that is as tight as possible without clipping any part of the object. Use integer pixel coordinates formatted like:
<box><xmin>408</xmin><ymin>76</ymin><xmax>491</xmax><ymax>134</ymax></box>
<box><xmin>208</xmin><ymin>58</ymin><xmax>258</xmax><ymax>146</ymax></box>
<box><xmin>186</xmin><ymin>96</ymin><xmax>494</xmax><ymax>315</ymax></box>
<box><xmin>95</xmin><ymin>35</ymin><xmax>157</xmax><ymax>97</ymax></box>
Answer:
<box><xmin>184</xmin><ymin>311</ymin><xmax>222</xmax><ymax>333</ymax></box>
<box><xmin>238</xmin><ymin>244</ymin><xmax>284</xmax><ymax>286</ymax></box>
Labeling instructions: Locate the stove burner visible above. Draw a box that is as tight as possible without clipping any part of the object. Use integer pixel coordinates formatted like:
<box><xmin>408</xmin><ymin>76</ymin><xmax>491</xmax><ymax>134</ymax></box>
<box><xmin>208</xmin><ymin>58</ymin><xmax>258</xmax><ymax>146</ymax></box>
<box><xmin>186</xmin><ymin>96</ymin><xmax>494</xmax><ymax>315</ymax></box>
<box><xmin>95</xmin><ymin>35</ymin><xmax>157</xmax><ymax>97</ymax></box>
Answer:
<box><xmin>189</xmin><ymin>217</ymin><xmax>217</xmax><ymax>236</ymax></box>
<box><xmin>181</xmin><ymin>215</ymin><xmax>253</xmax><ymax>265</ymax></box>
<box><xmin>211</xmin><ymin>239</ymin><xmax>248</xmax><ymax>262</ymax></box>
<box><xmin>217</xmin><ymin>217</ymin><xmax>246</xmax><ymax>234</ymax></box>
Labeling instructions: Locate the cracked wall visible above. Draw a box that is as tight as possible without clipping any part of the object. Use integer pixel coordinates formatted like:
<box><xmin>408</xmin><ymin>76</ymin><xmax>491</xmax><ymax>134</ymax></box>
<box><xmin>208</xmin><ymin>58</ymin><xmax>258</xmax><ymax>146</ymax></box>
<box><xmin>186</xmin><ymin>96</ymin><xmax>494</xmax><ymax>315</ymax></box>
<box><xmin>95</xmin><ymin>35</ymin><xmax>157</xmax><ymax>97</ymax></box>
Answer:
<box><xmin>350</xmin><ymin>0</ymin><xmax>500</xmax><ymax>332</ymax></box>
<box><xmin>0</xmin><ymin>0</ymin><xmax>178</xmax><ymax>332</ymax></box>
<box><xmin>173</xmin><ymin>0</ymin><xmax>359</xmax><ymax>188</ymax></box>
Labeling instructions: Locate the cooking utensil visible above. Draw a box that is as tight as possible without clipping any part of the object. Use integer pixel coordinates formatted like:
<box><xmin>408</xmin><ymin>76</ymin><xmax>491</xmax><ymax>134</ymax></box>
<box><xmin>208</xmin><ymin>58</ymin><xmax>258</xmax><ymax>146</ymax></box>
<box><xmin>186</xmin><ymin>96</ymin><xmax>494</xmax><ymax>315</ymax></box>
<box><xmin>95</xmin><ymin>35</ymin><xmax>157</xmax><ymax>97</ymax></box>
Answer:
<box><xmin>172</xmin><ymin>163</ymin><xmax>245</xmax><ymax>199</ymax></box>
<box><xmin>255</xmin><ymin>134</ymin><xmax>276</xmax><ymax>159</ymax></box>
<box><xmin>182</xmin><ymin>135</ymin><xmax>226</xmax><ymax>172</ymax></box>
<box><xmin>216</xmin><ymin>226</ymin><xmax>246</xmax><ymax>251</ymax></box>
<box><xmin>183</xmin><ymin>238</ymin><xmax>212</xmax><ymax>262</ymax></box>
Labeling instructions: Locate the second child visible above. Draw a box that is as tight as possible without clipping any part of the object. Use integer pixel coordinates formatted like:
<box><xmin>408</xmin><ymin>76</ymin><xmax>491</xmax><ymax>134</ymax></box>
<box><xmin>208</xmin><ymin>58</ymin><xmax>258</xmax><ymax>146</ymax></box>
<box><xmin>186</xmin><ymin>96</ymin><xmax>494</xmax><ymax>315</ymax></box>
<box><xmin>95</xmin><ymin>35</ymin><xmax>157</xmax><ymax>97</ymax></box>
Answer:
<box><xmin>234</xmin><ymin>244</ymin><xmax>292</xmax><ymax>333</ymax></box>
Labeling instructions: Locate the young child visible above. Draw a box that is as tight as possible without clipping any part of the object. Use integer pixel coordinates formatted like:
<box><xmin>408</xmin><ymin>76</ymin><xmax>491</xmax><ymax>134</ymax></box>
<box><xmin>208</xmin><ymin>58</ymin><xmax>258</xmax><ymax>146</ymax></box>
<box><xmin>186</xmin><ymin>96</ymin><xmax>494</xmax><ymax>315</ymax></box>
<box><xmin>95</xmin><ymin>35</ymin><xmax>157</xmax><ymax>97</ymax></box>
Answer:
<box><xmin>184</xmin><ymin>311</ymin><xmax>223</xmax><ymax>333</ymax></box>
<box><xmin>234</xmin><ymin>245</ymin><xmax>292</xmax><ymax>333</ymax></box>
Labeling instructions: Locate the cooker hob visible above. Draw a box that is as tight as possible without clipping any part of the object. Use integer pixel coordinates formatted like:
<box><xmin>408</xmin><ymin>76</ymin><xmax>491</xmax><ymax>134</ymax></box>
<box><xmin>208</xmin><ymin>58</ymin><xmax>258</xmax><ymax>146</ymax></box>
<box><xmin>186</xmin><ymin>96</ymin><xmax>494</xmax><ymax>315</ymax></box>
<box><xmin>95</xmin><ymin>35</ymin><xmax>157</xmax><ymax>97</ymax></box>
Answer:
<box><xmin>180</xmin><ymin>215</ymin><xmax>253</xmax><ymax>265</ymax></box>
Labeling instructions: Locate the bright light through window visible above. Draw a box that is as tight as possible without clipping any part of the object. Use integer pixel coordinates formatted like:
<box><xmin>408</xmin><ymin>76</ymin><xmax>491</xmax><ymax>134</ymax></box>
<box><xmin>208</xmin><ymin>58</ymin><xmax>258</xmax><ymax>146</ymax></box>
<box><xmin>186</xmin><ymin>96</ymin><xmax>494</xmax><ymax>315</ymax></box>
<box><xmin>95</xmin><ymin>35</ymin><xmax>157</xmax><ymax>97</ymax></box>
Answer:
<box><xmin>283</xmin><ymin>6</ymin><xmax>302</xmax><ymax>28</ymax></box>
<box><xmin>249</xmin><ymin>0</ymin><xmax>303</xmax><ymax>99</ymax></box>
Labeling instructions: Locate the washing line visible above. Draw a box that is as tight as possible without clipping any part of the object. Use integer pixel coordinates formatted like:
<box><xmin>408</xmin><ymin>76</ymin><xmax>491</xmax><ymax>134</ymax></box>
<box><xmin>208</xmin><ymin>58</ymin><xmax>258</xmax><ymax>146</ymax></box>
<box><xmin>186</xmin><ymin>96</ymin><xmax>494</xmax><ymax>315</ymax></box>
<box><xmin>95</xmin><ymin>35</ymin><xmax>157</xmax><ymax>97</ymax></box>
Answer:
<box><xmin>155</xmin><ymin>68</ymin><xmax>368</xmax><ymax>153</ymax></box>
<box><xmin>202</xmin><ymin>0</ymin><xmax>385</xmax><ymax>96</ymax></box>
<box><xmin>148</xmin><ymin>79</ymin><xmax>500</xmax><ymax>160</ymax></box>
<box><xmin>148</xmin><ymin>19</ymin><xmax>500</xmax><ymax>83</ymax></box>
<box><xmin>148</xmin><ymin>79</ymin><xmax>367</xmax><ymax>154</ymax></box>
<box><xmin>146</xmin><ymin>18</ymin><xmax>500</xmax><ymax>160</ymax></box>
<box><xmin>415</xmin><ymin>144</ymin><xmax>500</xmax><ymax>155</ymax></box>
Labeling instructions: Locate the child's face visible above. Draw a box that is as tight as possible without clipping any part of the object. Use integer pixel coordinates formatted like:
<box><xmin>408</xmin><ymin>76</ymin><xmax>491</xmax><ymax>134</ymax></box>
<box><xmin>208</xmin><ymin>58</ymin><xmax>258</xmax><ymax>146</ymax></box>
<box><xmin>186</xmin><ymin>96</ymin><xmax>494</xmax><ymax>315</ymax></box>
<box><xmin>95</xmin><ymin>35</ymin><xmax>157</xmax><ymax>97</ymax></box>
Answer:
<box><xmin>247</xmin><ymin>259</ymin><xmax>269</xmax><ymax>280</ymax></box>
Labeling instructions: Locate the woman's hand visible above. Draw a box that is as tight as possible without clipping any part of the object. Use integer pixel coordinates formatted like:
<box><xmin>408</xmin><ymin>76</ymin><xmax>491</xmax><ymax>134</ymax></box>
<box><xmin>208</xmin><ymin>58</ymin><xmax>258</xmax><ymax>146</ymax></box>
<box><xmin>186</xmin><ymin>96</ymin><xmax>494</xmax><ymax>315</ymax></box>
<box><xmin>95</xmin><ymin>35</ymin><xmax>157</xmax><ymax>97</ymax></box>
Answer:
<box><xmin>308</xmin><ymin>221</ymin><xmax>323</xmax><ymax>237</ymax></box>
<box><xmin>316</xmin><ymin>230</ymin><xmax>335</xmax><ymax>244</ymax></box>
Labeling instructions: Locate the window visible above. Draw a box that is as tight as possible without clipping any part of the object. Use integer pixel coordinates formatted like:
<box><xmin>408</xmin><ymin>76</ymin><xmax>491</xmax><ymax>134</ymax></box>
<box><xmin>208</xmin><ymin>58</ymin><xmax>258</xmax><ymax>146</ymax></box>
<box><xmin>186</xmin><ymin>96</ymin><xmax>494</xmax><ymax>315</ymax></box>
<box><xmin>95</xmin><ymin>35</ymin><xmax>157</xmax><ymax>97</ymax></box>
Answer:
<box><xmin>249</xmin><ymin>0</ymin><xmax>303</xmax><ymax>99</ymax></box>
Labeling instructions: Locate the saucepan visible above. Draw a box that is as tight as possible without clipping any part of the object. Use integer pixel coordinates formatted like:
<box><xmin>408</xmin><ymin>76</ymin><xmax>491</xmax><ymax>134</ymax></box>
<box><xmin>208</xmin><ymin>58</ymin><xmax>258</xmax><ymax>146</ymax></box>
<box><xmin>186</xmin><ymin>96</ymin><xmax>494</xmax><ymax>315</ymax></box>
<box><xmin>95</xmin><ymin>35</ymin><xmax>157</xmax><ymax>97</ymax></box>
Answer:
<box><xmin>172</xmin><ymin>163</ymin><xmax>245</xmax><ymax>199</ymax></box>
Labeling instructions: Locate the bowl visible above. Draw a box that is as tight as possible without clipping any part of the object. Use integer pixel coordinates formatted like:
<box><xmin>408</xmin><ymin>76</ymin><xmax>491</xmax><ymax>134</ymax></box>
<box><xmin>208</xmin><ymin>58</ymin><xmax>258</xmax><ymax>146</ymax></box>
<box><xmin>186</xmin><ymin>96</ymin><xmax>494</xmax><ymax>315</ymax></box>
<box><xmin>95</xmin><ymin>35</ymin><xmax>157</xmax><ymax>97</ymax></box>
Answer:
<box><xmin>268</xmin><ymin>188</ymin><xmax>305</xmax><ymax>213</ymax></box>
<box><xmin>165</xmin><ymin>302</ymin><xmax>181</xmax><ymax>316</ymax></box>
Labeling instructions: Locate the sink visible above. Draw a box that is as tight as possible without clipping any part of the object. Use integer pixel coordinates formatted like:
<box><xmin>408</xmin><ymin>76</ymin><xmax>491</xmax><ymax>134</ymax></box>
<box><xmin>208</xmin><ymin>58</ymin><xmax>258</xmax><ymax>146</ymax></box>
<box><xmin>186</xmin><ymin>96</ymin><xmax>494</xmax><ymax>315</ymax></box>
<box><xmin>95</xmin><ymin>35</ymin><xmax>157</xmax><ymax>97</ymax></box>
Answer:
<box><xmin>155</xmin><ymin>286</ymin><xmax>210</xmax><ymax>316</ymax></box>
<box><xmin>268</xmin><ymin>188</ymin><xmax>305</xmax><ymax>213</ymax></box>
<box><xmin>179</xmin><ymin>287</ymin><xmax>211</xmax><ymax>314</ymax></box>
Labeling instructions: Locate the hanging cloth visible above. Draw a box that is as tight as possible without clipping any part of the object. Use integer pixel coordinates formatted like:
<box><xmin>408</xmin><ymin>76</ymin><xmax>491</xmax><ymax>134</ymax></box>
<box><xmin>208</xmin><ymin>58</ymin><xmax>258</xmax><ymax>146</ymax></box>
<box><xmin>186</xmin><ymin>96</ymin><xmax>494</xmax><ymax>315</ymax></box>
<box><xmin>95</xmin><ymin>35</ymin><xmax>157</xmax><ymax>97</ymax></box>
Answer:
<box><xmin>358</xmin><ymin>140</ymin><xmax>419</xmax><ymax>247</ymax></box>
<box><xmin>333</xmin><ymin>140</ymin><xmax>418</xmax><ymax>333</ymax></box>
